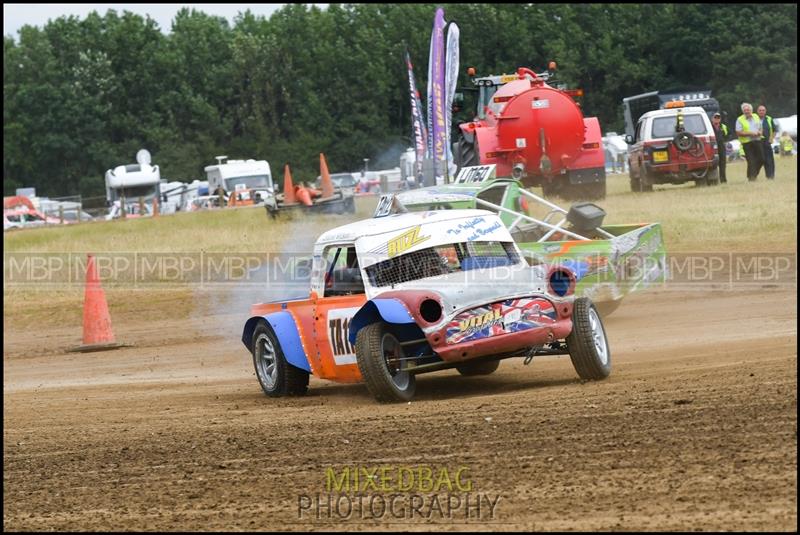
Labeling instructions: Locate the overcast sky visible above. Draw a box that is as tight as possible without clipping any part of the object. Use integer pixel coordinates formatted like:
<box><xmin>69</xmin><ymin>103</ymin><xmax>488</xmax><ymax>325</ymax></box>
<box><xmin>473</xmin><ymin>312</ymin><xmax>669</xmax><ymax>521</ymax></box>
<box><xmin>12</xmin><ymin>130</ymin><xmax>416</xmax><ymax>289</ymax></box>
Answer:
<box><xmin>3</xmin><ymin>4</ymin><xmax>326</xmax><ymax>38</ymax></box>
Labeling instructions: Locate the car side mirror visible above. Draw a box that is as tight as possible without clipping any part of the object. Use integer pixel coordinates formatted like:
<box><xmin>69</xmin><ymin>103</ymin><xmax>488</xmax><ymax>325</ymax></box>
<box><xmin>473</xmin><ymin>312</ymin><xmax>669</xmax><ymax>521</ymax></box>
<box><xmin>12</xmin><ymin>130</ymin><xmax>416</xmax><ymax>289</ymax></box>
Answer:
<box><xmin>625</xmin><ymin>134</ymin><xmax>634</xmax><ymax>145</ymax></box>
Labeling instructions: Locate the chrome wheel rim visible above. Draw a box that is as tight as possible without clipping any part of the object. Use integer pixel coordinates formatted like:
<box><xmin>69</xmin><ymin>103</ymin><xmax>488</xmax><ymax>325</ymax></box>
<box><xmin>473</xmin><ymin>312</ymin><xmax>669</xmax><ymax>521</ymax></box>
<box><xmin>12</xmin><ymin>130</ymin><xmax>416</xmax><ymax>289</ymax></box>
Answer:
<box><xmin>381</xmin><ymin>333</ymin><xmax>410</xmax><ymax>390</ymax></box>
<box><xmin>256</xmin><ymin>333</ymin><xmax>278</xmax><ymax>390</ymax></box>
<box><xmin>588</xmin><ymin>308</ymin><xmax>609</xmax><ymax>365</ymax></box>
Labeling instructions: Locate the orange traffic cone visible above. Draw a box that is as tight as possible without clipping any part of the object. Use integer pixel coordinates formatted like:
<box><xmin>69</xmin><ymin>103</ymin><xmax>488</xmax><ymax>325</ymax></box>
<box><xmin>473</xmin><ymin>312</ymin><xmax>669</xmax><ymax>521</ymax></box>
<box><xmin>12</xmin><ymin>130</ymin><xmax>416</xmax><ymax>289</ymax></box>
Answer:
<box><xmin>319</xmin><ymin>153</ymin><xmax>334</xmax><ymax>198</ymax></box>
<box><xmin>68</xmin><ymin>254</ymin><xmax>125</xmax><ymax>352</ymax></box>
<box><xmin>295</xmin><ymin>186</ymin><xmax>313</xmax><ymax>206</ymax></box>
<box><xmin>283</xmin><ymin>164</ymin><xmax>297</xmax><ymax>204</ymax></box>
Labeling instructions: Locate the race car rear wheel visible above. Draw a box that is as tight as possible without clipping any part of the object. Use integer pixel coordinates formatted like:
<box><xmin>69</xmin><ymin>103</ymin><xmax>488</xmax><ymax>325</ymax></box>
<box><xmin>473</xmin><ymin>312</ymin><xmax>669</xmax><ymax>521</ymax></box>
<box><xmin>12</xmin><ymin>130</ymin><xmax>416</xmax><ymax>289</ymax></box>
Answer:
<box><xmin>456</xmin><ymin>359</ymin><xmax>500</xmax><ymax>376</ymax></box>
<box><xmin>252</xmin><ymin>322</ymin><xmax>309</xmax><ymax>397</ymax></box>
<box><xmin>566</xmin><ymin>297</ymin><xmax>611</xmax><ymax>380</ymax></box>
<box><xmin>355</xmin><ymin>322</ymin><xmax>416</xmax><ymax>402</ymax></box>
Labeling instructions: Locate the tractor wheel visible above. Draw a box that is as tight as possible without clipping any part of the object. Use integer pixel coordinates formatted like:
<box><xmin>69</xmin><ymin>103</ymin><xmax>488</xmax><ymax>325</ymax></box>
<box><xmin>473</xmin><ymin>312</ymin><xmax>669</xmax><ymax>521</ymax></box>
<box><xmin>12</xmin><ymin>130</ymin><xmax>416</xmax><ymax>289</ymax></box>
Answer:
<box><xmin>456</xmin><ymin>359</ymin><xmax>500</xmax><ymax>376</ymax></box>
<box><xmin>251</xmin><ymin>322</ymin><xmax>309</xmax><ymax>397</ymax></box>
<box><xmin>455</xmin><ymin>137</ymin><xmax>479</xmax><ymax>171</ymax></box>
<box><xmin>355</xmin><ymin>322</ymin><xmax>416</xmax><ymax>402</ymax></box>
<box><xmin>566</xmin><ymin>298</ymin><xmax>611</xmax><ymax>380</ymax></box>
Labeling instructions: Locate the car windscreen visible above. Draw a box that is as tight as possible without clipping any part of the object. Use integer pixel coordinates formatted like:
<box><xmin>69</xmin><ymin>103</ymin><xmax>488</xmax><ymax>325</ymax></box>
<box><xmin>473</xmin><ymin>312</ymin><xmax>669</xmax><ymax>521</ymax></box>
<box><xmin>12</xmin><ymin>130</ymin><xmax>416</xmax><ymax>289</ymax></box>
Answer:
<box><xmin>651</xmin><ymin>114</ymin><xmax>708</xmax><ymax>138</ymax></box>
<box><xmin>365</xmin><ymin>241</ymin><xmax>520</xmax><ymax>288</ymax></box>
<box><xmin>225</xmin><ymin>175</ymin><xmax>270</xmax><ymax>190</ymax></box>
<box><xmin>331</xmin><ymin>173</ymin><xmax>356</xmax><ymax>186</ymax></box>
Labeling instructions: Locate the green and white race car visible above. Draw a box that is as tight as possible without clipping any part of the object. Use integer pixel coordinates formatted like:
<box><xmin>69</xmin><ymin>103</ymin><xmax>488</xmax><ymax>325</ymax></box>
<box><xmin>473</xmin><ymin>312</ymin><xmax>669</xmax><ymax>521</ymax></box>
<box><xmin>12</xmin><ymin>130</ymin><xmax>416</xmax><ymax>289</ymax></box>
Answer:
<box><xmin>382</xmin><ymin>165</ymin><xmax>666</xmax><ymax>316</ymax></box>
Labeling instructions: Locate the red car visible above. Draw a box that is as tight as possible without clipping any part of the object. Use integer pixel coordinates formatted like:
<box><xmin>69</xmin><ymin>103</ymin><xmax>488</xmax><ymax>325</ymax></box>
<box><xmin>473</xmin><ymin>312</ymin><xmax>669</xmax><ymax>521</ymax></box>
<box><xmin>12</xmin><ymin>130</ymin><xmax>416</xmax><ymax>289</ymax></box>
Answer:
<box><xmin>626</xmin><ymin>105</ymin><xmax>719</xmax><ymax>191</ymax></box>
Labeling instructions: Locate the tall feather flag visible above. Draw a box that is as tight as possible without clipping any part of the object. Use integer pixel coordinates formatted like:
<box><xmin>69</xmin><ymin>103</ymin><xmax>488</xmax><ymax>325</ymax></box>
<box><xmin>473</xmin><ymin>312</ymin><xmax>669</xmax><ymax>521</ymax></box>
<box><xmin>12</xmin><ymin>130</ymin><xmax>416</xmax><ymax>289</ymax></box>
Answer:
<box><xmin>444</xmin><ymin>21</ymin><xmax>460</xmax><ymax>180</ymax></box>
<box><xmin>427</xmin><ymin>7</ymin><xmax>447</xmax><ymax>181</ymax></box>
<box><xmin>405</xmin><ymin>49</ymin><xmax>428</xmax><ymax>179</ymax></box>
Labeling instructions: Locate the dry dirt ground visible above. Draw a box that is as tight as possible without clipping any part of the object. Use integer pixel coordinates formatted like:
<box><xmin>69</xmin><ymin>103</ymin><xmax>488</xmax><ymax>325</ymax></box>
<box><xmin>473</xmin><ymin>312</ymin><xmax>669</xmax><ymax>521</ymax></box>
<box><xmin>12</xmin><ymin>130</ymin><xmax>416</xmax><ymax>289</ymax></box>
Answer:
<box><xmin>3</xmin><ymin>283</ymin><xmax>797</xmax><ymax>530</ymax></box>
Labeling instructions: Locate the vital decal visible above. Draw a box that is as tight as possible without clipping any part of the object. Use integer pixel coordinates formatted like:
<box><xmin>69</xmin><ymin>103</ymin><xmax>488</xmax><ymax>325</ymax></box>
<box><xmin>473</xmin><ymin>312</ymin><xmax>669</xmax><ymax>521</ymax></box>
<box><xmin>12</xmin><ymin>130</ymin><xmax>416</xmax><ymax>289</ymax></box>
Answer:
<box><xmin>446</xmin><ymin>298</ymin><xmax>556</xmax><ymax>344</ymax></box>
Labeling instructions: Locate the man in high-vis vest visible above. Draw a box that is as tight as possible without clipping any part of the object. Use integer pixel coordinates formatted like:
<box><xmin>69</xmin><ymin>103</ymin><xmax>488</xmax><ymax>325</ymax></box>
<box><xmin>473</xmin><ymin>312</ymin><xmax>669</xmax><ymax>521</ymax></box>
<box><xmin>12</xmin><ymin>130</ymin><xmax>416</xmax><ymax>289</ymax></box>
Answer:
<box><xmin>711</xmin><ymin>112</ymin><xmax>729</xmax><ymax>183</ymax></box>
<box><xmin>757</xmin><ymin>105</ymin><xmax>776</xmax><ymax>179</ymax></box>
<box><xmin>780</xmin><ymin>131</ymin><xmax>794</xmax><ymax>157</ymax></box>
<box><xmin>735</xmin><ymin>102</ymin><xmax>764</xmax><ymax>181</ymax></box>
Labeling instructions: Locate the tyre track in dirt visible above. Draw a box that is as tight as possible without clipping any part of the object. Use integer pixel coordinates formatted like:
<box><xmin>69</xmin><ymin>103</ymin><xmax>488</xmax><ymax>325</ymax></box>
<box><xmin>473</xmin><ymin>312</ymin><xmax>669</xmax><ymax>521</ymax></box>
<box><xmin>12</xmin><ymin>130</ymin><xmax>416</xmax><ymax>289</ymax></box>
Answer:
<box><xmin>3</xmin><ymin>288</ymin><xmax>797</xmax><ymax>530</ymax></box>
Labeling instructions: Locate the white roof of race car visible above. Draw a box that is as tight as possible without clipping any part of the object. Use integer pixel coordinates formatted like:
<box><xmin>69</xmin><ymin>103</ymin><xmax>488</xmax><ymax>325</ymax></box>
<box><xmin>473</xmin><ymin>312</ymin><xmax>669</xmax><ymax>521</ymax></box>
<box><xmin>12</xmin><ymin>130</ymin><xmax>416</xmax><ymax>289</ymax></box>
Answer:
<box><xmin>316</xmin><ymin>209</ymin><xmax>498</xmax><ymax>246</ymax></box>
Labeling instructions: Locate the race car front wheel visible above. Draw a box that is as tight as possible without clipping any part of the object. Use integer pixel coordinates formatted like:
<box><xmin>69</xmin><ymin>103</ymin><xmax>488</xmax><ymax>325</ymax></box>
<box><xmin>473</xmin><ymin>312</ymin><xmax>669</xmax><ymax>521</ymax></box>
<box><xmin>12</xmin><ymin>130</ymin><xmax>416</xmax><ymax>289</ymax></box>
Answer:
<box><xmin>355</xmin><ymin>322</ymin><xmax>416</xmax><ymax>402</ymax></box>
<box><xmin>566</xmin><ymin>297</ymin><xmax>611</xmax><ymax>380</ymax></box>
<box><xmin>252</xmin><ymin>322</ymin><xmax>309</xmax><ymax>397</ymax></box>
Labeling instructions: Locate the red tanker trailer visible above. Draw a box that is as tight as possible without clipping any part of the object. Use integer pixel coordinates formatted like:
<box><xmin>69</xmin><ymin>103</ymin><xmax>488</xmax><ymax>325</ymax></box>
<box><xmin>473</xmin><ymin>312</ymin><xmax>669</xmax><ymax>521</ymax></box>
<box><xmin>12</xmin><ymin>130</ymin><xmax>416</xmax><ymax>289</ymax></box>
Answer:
<box><xmin>455</xmin><ymin>65</ymin><xmax>606</xmax><ymax>200</ymax></box>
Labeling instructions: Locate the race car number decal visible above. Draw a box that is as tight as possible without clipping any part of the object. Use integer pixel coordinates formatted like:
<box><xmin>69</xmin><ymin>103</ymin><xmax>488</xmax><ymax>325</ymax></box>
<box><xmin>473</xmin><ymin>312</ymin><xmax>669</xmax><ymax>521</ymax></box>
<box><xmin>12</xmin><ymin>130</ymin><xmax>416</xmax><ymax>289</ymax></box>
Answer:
<box><xmin>327</xmin><ymin>307</ymin><xmax>361</xmax><ymax>365</ymax></box>
<box><xmin>446</xmin><ymin>298</ymin><xmax>556</xmax><ymax>344</ymax></box>
<box><xmin>387</xmin><ymin>226</ymin><xmax>430</xmax><ymax>257</ymax></box>
<box><xmin>455</xmin><ymin>164</ymin><xmax>496</xmax><ymax>184</ymax></box>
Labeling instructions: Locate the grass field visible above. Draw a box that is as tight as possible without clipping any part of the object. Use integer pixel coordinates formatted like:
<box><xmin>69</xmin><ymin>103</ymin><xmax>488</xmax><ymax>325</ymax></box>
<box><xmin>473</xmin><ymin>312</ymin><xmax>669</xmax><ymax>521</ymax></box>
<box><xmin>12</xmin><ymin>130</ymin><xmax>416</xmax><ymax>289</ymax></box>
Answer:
<box><xmin>5</xmin><ymin>156</ymin><xmax>794</xmax><ymax>330</ymax></box>
<box><xmin>5</xmin><ymin>156</ymin><xmax>796</xmax><ymax>257</ymax></box>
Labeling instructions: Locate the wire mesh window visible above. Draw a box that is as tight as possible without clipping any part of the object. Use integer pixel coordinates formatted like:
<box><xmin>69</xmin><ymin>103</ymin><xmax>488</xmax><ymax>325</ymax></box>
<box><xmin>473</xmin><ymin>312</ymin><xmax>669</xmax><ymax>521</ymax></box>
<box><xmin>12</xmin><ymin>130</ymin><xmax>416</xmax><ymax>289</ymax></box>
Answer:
<box><xmin>365</xmin><ymin>241</ymin><xmax>520</xmax><ymax>288</ymax></box>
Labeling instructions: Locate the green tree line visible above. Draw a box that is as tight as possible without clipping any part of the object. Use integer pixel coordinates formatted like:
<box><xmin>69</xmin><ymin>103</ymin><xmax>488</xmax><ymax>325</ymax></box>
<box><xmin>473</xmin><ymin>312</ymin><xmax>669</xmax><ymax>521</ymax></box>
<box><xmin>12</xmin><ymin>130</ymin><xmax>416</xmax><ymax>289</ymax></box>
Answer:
<box><xmin>4</xmin><ymin>3</ymin><xmax>797</xmax><ymax>197</ymax></box>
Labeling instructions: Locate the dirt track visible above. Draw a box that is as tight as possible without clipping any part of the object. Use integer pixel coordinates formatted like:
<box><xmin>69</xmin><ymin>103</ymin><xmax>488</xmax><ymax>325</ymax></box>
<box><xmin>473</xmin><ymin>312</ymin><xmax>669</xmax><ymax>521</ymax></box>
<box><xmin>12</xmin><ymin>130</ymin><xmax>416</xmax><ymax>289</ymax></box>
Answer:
<box><xmin>3</xmin><ymin>285</ymin><xmax>797</xmax><ymax>531</ymax></box>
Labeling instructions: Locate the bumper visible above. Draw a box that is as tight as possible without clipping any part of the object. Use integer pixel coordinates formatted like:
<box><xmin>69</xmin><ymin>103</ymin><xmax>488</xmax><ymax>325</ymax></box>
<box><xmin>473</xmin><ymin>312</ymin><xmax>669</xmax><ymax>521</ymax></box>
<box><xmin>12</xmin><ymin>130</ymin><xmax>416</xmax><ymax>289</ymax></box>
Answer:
<box><xmin>644</xmin><ymin>155</ymin><xmax>718</xmax><ymax>181</ymax></box>
<box><xmin>427</xmin><ymin>298</ymin><xmax>574</xmax><ymax>363</ymax></box>
<box><xmin>432</xmin><ymin>321</ymin><xmax>573</xmax><ymax>362</ymax></box>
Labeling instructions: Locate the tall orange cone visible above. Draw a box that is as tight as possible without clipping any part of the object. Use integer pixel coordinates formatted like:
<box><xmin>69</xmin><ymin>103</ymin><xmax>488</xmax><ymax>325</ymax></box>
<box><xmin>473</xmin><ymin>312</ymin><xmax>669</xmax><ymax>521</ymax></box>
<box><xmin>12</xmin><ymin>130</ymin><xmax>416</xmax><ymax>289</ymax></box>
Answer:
<box><xmin>283</xmin><ymin>164</ymin><xmax>297</xmax><ymax>204</ymax></box>
<box><xmin>319</xmin><ymin>153</ymin><xmax>334</xmax><ymax>198</ymax></box>
<box><xmin>68</xmin><ymin>254</ymin><xmax>125</xmax><ymax>352</ymax></box>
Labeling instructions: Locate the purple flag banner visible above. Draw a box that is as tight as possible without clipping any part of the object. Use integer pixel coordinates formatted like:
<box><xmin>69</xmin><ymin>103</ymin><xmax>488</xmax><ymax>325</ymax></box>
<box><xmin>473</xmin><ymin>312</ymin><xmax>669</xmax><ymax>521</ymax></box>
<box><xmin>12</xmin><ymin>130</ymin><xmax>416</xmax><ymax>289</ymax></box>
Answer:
<box><xmin>444</xmin><ymin>21</ymin><xmax>460</xmax><ymax>180</ymax></box>
<box><xmin>427</xmin><ymin>7</ymin><xmax>446</xmax><ymax>179</ymax></box>
<box><xmin>405</xmin><ymin>50</ymin><xmax>428</xmax><ymax>175</ymax></box>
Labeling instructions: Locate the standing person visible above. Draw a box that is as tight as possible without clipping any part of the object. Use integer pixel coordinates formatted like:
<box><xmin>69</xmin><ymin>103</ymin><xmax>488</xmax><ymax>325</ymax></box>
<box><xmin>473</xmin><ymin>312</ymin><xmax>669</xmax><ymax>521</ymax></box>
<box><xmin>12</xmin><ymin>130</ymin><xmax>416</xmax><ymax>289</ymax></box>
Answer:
<box><xmin>711</xmin><ymin>112</ymin><xmax>729</xmax><ymax>183</ymax></box>
<box><xmin>757</xmin><ymin>105</ymin><xmax>776</xmax><ymax>179</ymax></box>
<box><xmin>780</xmin><ymin>131</ymin><xmax>794</xmax><ymax>157</ymax></box>
<box><xmin>735</xmin><ymin>102</ymin><xmax>764</xmax><ymax>181</ymax></box>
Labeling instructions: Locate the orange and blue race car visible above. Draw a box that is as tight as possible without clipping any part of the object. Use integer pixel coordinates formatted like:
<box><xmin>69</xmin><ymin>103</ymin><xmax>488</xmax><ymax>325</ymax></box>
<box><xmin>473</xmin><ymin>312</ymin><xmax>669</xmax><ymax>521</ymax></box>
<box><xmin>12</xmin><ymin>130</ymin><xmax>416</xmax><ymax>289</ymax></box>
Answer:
<box><xmin>242</xmin><ymin>209</ymin><xmax>612</xmax><ymax>402</ymax></box>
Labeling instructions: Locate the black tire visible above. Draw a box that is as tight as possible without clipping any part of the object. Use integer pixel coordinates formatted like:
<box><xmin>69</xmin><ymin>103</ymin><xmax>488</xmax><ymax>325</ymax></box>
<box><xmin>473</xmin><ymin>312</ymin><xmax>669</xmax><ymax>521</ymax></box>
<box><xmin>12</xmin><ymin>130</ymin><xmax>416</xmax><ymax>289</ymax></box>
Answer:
<box><xmin>455</xmin><ymin>136</ymin><xmax>479</xmax><ymax>172</ymax></box>
<box><xmin>456</xmin><ymin>359</ymin><xmax>500</xmax><ymax>376</ymax></box>
<box><xmin>566</xmin><ymin>297</ymin><xmax>611</xmax><ymax>380</ymax></box>
<box><xmin>635</xmin><ymin>168</ymin><xmax>655</xmax><ymax>192</ymax></box>
<box><xmin>355</xmin><ymin>322</ymin><xmax>416</xmax><ymax>402</ymax></box>
<box><xmin>629</xmin><ymin>166</ymin><xmax>646</xmax><ymax>192</ymax></box>
<box><xmin>251</xmin><ymin>322</ymin><xmax>309</xmax><ymax>397</ymax></box>
<box><xmin>695</xmin><ymin>175</ymin><xmax>708</xmax><ymax>187</ymax></box>
<box><xmin>595</xmin><ymin>299</ymin><xmax>622</xmax><ymax>318</ymax></box>
<box><xmin>541</xmin><ymin>179</ymin><xmax>560</xmax><ymax>198</ymax></box>
<box><xmin>706</xmin><ymin>167</ymin><xmax>720</xmax><ymax>186</ymax></box>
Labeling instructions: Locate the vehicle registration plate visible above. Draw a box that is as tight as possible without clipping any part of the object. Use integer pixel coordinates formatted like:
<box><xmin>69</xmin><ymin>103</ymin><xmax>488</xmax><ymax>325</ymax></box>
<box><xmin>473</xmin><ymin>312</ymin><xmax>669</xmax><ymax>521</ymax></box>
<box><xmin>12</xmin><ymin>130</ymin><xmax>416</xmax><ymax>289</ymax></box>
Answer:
<box><xmin>652</xmin><ymin>150</ymin><xmax>669</xmax><ymax>163</ymax></box>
